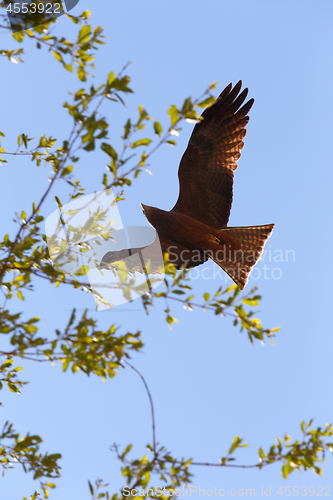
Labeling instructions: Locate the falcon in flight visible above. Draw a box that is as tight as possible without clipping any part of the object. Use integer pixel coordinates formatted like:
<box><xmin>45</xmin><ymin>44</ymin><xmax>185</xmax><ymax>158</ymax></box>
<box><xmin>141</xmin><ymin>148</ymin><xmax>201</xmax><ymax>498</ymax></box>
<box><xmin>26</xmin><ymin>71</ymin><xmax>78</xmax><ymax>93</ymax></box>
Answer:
<box><xmin>100</xmin><ymin>81</ymin><xmax>274</xmax><ymax>289</ymax></box>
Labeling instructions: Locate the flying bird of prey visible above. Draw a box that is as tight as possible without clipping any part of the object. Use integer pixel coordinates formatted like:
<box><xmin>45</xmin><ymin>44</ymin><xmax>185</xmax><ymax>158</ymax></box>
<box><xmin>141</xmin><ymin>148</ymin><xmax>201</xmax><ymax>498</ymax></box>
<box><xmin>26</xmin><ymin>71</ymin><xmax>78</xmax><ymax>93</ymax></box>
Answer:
<box><xmin>100</xmin><ymin>81</ymin><xmax>274</xmax><ymax>289</ymax></box>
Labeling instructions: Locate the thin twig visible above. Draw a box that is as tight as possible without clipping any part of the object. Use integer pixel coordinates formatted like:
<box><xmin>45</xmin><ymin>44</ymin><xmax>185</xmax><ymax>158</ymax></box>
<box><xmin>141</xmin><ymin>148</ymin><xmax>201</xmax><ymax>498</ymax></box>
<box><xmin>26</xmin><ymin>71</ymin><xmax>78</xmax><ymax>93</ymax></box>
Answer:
<box><xmin>123</xmin><ymin>359</ymin><xmax>156</xmax><ymax>452</ymax></box>
<box><xmin>190</xmin><ymin>460</ymin><xmax>260</xmax><ymax>468</ymax></box>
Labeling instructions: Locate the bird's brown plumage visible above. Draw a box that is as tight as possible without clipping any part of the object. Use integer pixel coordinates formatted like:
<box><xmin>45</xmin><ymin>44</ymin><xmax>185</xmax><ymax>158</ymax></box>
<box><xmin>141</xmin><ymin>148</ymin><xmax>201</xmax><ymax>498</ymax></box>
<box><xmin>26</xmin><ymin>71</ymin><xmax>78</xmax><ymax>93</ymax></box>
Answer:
<box><xmin>172</xmin><ymin>80</ymin><xmax>253</xmax><ymax>228</ymax></box>
<box><xmin>101</xmin><ymin>81</ymin><xmax>274</xmax><ymax>289</ymax></box>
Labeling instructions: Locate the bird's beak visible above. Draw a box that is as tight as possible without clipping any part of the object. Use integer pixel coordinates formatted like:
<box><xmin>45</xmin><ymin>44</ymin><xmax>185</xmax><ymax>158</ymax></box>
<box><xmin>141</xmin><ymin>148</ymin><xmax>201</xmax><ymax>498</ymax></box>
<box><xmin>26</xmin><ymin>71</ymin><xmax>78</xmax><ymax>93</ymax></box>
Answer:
<box><xmin>141</xmin><ymin>203</ymin><xmax>146</xmax><ymax>209</ymax></box>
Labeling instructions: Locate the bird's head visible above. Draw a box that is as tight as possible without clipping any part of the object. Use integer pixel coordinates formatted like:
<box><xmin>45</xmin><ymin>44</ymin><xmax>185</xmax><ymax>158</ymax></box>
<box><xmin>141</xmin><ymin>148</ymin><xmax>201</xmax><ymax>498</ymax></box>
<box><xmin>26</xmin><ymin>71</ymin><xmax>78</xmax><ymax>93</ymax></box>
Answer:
<box><xmin>141</xmin><ymin>203</ymin><xmax>148</xmax><ymax>214</ymax></box>
<box><xmin>141</xmin><ymin>203</ymin><xmax>153</xmax><ymax>222</ymax></box>
<box><xmin>141</xmin><ymin>203</ymin><xmax>162</xmax><ymax>229</ymax></box>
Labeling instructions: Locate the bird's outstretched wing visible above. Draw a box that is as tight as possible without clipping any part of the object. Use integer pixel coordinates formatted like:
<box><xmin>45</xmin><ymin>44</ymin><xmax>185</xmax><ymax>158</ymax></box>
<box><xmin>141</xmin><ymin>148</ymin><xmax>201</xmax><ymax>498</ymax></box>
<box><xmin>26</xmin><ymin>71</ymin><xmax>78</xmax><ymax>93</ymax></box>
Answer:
<box><xmin>100</xmin><ymin>235</ymin><xmax>207</xmax><ymax>274</ymax></box>
<box><xmin>172</xmin><ymin>81</ymin><xmax>254</xmax><ymax>228</ymax></box>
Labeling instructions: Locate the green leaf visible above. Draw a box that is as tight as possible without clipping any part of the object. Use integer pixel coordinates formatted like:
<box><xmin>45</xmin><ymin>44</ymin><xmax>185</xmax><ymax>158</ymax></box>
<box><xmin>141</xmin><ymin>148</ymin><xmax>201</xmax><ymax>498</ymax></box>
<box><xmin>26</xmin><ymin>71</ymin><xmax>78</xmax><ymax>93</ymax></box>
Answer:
<box><xmin>53</xmin><ymin>51</ymin><xmax>63</xmax><ymax>63</ymax></box>
<box><xmin>13</xmin><ymin>31</ymin><xmax>24</xmax><ymax>43</ymax></box>
<box><xmin>204</xmin><ymin>293</ymin><xmax>210</xmax><ymax>302</ymax></box>
<box><xmin>117</xmin><ymin>261</ymin><xmax>128</xmax><ymax>283</ymax></box>
<box><xmin>74</xmin><ymin>265</ymin><xmax>90</xmax><ymax>276</ymax></box>
<box><xmin>1</xmin><ymin>360</ymin><xmax>13</xmax><ymax>369</ymax></box>
<box><xmin>77</xmin><ymin>68</ymin><xmax>86</xmax><ymax>82</ymax></box>
<box><xmin>197</xmin><ymin>96</ymin><xmax>216</xmax><ymax>108</ymax></box>
<box><xmin>228</xmin><ymin>436</ymin><xmax>241</xmax><ymax>454</ymax></box>
<box><xmin>168</xmin><ymin>104</ymin><xmax>178</xmax><ymax>126</ymax></box>
<box><xmin>242</xmin><ymin>298</ymin><xmax>259</xmax><ymax>306</ymax></box>
<box><xmin>235</xmin><ymin>305</ymin><xmax>246</xmax><ymax>319</ymax></box>
<box><xmin>8</xmin><ymin>382</ymin><xmax>20</xmax><ymax>393</ymax></box>
<box><xmin>181</xmin><ymin>97</ymin><xmax>193</xmax><ymax>114</ymax></box>
<box><xmin>101</xmin><ymin>142</ymin><xmax>118</xmax><ymax>160</ymax></box>
<box><xmin>17</xmin><ymin>290</ymin><xmax>24</xmax><ymax>301</ymax></box>
<box><xmin>88</xmin><ymin>480</ymin><xmax>94</xmax><ymax>495</ymax></box>
<box><xmin>111</xmin><ymin>76</ymin><xmax>133</xmax><ymax>93</ymax></box>
<box><xmin>20</xmin><ymin>210</ymin><xmax>26</xmax><ymax>220</ymax></box>
<box><xmin>60</xmin><ymin>165</ymin><xmax>73</xmax><ymax>177</ymax></box>
<box><xmin>120</xmin><ymin>444</ymin><xmax>132</xmax><ymax>459</ymax></box>
<box><xmin>55</xmin><ymin>196</ymin><xmax>62</xmax><ymax>210</ymax></box>
<box><xmin>130</xmin><ymin>138</ymin><xmax>151</xmax><ymax>148</ymax></box>
<box><xmin>282</xmin><ymin>464</ymin><xmax>289</xmax><ymax>479</ymax></box>
<box><xmin>166</xmin><ymin>140</ymin><xmax>176</xmax><ymax>146</ymax></box>
<box><xmin>154</xmin><ymin>121</ymin><xmax>163</xmax><ymax>137</ymax></box>
<box><xmin>123</xmin><ymin>118</ymin><xmax>131</xmax><ymax>139</ymax></box>
<box><xmin>78</xmin><ymin>25</ymin><xmax>91</xmax><ymax>43</ymax></box>
<box><xmin>108</xmin><ymin>72</ymin><xmax>115</xmax><ymax>85</ymax></box>
<box><xmin>64</xmin><ymin>63</ymin><xmax>73</xmax><ymax>73</ymax></box>
<box><xmin>45</xmin><ymin>483</ymin><xmax>56</xmax><ymax>489</ymax></box>
<box><xmin>62</xmin><ymin>358</ymin><xmax>70</xmax><ymax>372</ymax></box>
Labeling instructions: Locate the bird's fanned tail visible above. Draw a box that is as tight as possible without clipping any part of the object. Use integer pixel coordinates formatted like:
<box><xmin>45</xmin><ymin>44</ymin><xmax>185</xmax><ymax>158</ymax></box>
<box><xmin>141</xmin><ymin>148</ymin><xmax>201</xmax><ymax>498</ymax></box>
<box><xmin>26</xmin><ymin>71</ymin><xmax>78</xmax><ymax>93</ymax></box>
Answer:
<box><xmin>209</xmin><ymin>224</ymin><xmax>275</xmax><ymax>289</ymax></box>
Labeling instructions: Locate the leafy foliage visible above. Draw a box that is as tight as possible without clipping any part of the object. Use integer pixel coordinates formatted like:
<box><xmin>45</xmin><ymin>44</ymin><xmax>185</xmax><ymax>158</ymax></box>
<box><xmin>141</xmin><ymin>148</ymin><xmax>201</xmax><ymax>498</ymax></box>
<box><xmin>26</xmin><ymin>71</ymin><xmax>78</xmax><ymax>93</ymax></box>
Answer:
<box><xmin>86</xmin><ymin>421</ymin><xmax>333</xmax><ymax>498</ymax></box>
<box><xmin>258</xmin><ymin>420</ymin><xmax>333</xmax><ymax>478</ymax></box>
<box><xmin>0</xmin><ymin>421</ymin><xmax>60</xmax><ymax>499</ymax></box>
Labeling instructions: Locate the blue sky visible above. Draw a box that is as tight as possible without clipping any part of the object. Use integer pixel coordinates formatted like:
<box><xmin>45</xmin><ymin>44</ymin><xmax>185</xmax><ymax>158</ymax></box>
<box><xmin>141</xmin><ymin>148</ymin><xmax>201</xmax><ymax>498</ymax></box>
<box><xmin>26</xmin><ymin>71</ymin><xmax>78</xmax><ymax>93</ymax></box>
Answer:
<box><xmin>1</xmin><ymin>0</ymin><xmax>333</xmax><ymax>498</ymax></box>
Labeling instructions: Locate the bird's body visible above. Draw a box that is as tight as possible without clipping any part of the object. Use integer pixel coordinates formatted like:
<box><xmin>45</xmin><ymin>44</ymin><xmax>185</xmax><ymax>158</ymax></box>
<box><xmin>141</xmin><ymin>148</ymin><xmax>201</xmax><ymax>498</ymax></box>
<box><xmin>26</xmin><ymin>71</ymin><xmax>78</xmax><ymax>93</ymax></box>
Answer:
<box><xmin>142</xmin><ymin>205</ymin><xmax>241</xmax><ymax>253</ymax></box>
<box><xmin>101</xmin><ymin>81</ymin><xmax>274</xmax><ymax>289</ymax></box>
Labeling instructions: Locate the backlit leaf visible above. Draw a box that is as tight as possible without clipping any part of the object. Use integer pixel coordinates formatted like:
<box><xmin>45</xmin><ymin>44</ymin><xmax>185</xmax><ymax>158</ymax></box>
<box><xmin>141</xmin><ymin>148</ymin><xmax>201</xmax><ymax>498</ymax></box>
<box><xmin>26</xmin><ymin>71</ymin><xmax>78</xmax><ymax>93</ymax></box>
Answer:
<box><xmin>78</xmin><ymin>25</ymin><xmax>91</xmax><ymax>43</ymax></box>
<box><xmin>154</xmin><ymin>121</ymin><xmax>163</xmax><ymax>137</ymax></box>
<box><xmin>101</xmin><ymin>142</ymin><xmax>118</xmax><ymax>160</ymax></box>
<box><xmin>130</xmin><ymin>138</ymin><xmax>151</xmax><ymax>148</ymax></box>
<box><xmin>168</xmin><ymin>104</ymin><xmax>178</xmax><ymax>126</ymax></box>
